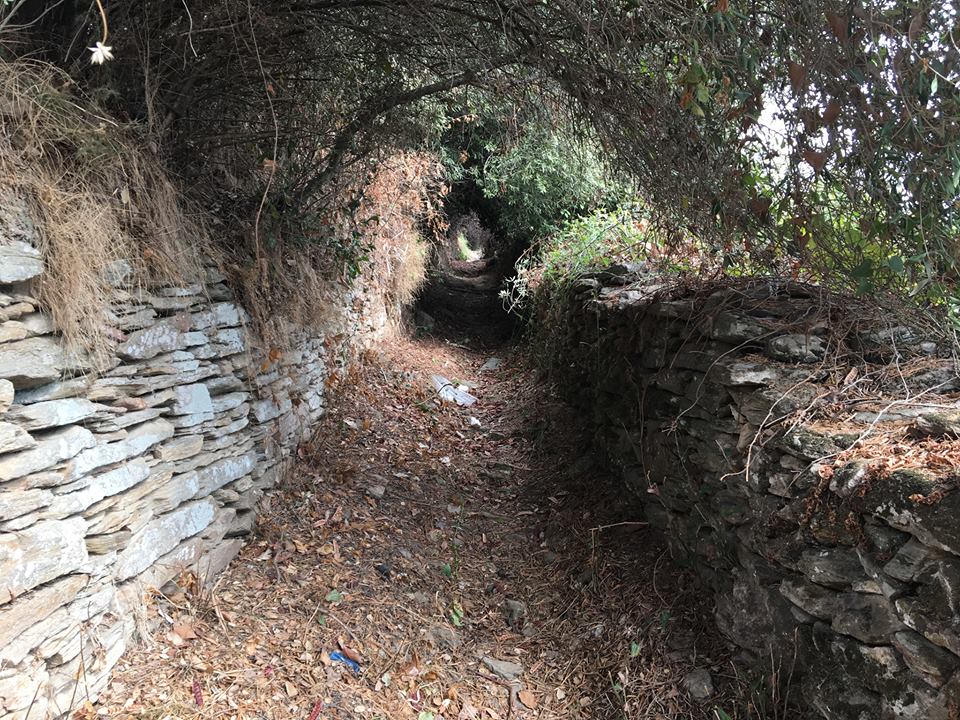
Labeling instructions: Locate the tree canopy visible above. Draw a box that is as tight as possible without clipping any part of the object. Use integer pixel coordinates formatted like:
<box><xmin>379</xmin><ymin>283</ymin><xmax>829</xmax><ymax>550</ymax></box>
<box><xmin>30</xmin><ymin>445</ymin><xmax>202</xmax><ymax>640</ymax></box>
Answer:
<box><xmin>3</xmin><ymin>1</ymin><xmax>959</xmax><ymax>299</ymax></box>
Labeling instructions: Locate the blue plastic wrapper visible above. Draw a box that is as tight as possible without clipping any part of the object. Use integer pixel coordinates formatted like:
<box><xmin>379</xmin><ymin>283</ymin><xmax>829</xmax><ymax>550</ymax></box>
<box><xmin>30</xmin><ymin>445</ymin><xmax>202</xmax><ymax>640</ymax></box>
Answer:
<box><xmin>329</xmin><ymin>651</ymin><xmax>361</xmax><ymax>674</ymax></box>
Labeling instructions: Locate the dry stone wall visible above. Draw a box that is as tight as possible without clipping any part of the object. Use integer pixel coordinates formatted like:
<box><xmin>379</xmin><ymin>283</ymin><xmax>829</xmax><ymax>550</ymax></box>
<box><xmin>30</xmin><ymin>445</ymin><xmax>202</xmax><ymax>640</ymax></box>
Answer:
<box><xmin>0</xmin><ymin>222</ymin><xmax>386</xmax><ymax>718</ymax></box>
<box><xmin>540</xmin><ymin>268</ymin><xmax>960</xmax><ymax>719</ymax></box>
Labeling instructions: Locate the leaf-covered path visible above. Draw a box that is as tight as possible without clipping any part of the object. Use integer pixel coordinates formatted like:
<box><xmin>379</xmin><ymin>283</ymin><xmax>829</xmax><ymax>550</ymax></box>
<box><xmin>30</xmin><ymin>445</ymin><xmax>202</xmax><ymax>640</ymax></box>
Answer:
<box><xmin>98</xmin><ymin>336</ymin><xmax>743</xmax><ymax>720</ymax></box>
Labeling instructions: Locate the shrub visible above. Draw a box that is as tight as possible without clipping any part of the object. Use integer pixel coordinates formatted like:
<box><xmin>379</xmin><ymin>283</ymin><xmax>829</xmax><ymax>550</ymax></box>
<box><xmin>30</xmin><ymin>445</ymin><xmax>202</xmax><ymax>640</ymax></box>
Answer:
<box><xmin>474</xmin><ymin>124</ymin><xmax>624</xmax><ymax>242</ymax></box>
<box><xmin>501</xmin><ymin>204</ymin><xmax>656</xmax><ymax>313</ymax></box>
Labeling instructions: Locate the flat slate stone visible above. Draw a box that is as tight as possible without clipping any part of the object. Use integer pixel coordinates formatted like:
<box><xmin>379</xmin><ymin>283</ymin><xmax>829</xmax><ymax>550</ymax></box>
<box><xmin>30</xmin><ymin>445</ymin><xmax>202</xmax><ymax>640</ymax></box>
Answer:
<box><xmin>193</xmin><ymin>451</ymin><xmax>256</xmax><ymax>498</ymax></box>
<box><xmin>481</xmin><ymin>656</ymin><xmax>523</xmax><ymax>681</ymax></box>
<box><xmin>893</xmin><ymin>629</ymin><xmax>960</xmax><ymax>688</ymax></box>
<box><xmin>715</xmin><ymin>361</ymin><xmax>783</xmax><ymax>386</ymax></box>
<box><xmin>117</xmin><ymin>320</ymin><xmax>207</xmax><ymax>360</ymax></box>
<box><xmin>5</xmin><ymin>398</ymin><xmax>100</xmax><ymax>431</ymax></box>
<box><xmin>0</xmin><ymin>337</ymin><xmax>69</xmax><ymax>389</ymax></box>
<box><xmin>780</xmin><ymin>577</ymin><xmax>840</xmax><ymax>619</ymax></box>
<box><xmin>17</xmin><ymin>312</ymin><xmax>54</xmax><ymax>337</ymax></box>
<box><xmin>798</xmin><ymin>547</ymin><xmax>870</xmax><ymax>589</ymax></box>
<box><xmin>884</xmin><ymin>538</ymin><xmax>947</xmax><ymax>582</ymax></box>
<box><xmin>88</xmin><ymin>407</ymin><xmax>162</xmax><ymax>432</ymax></box>
<box><xmin>85</xmin><ymin>530</ymin><xmax>132</xmax><ymax>555</ymax></box>
<box><xmin>0</xmin><ymin>425</ymin><xmax>95</xmax><ymax>481</ymax></box>
<box><xmin>114</xmin><ymin>498</ymin><xmax>216</xmax><ymax>580</ymax></box>
<box><xmin>865</xmin><ymin>472</ymin><xmax>960</xmax><ymax>557</ymax></box>
<box><xmin>0</xmin><ymin>517</ymin><xmax>88</xmax><ymax>603</ymax></box>
<box><xmin>0</xmin><ymin>421</ymin><xmax>35</xmax><ymax>454</ymax></box>
<box><xmin>67</xmin><ymin>418</ymin><xmax>173</xmax><ymax>481</ymax></box>
<box><xmin>154</xmin><ymin>435</ymin><xmax>204</xmax><ymax>462</ymax></box>
<box><xmin>189</xmin><ymin>302</ymin><xmax>243</xmax><ymax>331</ymax></box>
<box><xmin>0</xmin><ymin>574</ymin><xmax>87</xmax><ymax>656</ymax></box>
<box><xmin>0</xmin><ymin>379</ymin><xmax>12</xmax><ymax>414</ymax></box>
<box><xmin>707</xmin><ymin>312</ymin><xmax>770</xmax><ymax>344</ymax></box>
<box><xmin>0</xmin><ymin>487</ymin><xmax>52</xmax><ymax>521</ymax></box>
<box><xmin>0</xmin><ymin>320</ymin><xmax>29</xmax><ymax>344</ymax></box>
<box><xmin>767</xmin><ymin>333</ymin><xmax>827</xmax><ymax>363</ymax></box>
<box><xmin>682</xmin><ymin>668</ymin><xmax>715</xmax><ymax>700</ymax></box>
<box><xmin>170</xmin><ymin>383</ymin><xmax>214</xmax><ymax>416</ymax></box>
<box><xmin>45</xmin><ymin>459</ymin><xmax>151</xmax><ymax>517</ymax></box>
<box><xmin>199</xmin><ymin>538</ymin><xmax>244</xmax><ymax>581</ymax></box>
<box><xmin>0</xmin><ymin>241</ymin><xmax>43</xmax><ymax>283</ymax></box>
<box><xmin>831</xmin><ymin>593</ymin><xmax>905</xmax><ymax>644</ymax></box>
<box><xmin>147</xmin><ymin>469</ymin><xmax>201</xmax><ymax>514</ymax></box>
<box><xmin>480</xmin><ymin>357</ymin><xmax>503</xmax><ymax>372</ymax></box>
<box><xmin>13</xmin><ymin>378</ymin><xmax>91</xmax><ymax>405</ymax></box>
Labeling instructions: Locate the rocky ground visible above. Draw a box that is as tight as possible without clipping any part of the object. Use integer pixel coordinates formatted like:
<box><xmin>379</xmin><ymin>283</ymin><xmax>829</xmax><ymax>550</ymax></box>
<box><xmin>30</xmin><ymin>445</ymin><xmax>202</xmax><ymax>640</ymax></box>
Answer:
<box><xmin>94</xmin><ymin>335</ymin><xmax>766</xmax><ymax>720</ymax></box>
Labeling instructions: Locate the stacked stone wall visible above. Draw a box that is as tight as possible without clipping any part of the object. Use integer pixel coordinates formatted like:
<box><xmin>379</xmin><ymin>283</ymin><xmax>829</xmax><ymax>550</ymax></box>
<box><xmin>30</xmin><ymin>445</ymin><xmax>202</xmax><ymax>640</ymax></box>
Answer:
<box><xmin>541</xmin><ymin>269</ymin><xmax>960</xmax><ymax>719</ymax></box>
<box><xmin>0</xmin><ymin>222</ymin><xmax>386</xmax><ymax>718</ymax></box>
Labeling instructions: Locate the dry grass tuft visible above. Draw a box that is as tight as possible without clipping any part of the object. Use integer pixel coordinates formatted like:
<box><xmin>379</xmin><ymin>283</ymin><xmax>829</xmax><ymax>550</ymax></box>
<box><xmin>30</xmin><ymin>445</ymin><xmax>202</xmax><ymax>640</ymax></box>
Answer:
<box><xmin>0</xmin><ymin>59</ymin><xmax>209</xmax><ymax>358</ymax></box>
<box><xmin>0</xmin><ymin>60</ymin><xmax>442</xmax><ymax>356</ymax></box>
<box><xmin>235</xmin><ymin>243</ymin><xmax>346</xmax><ymax>346</ymax></box>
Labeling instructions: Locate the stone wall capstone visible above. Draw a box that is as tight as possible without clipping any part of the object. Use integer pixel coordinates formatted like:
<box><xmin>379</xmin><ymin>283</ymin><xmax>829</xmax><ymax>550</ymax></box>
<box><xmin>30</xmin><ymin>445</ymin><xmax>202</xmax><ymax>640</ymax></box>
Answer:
<box><xmin>0</xmin><ymin>221</ymin><xmax>387</xmax><ymax>718</ymax></box>
<box><xmin>540</xmin><ymin>268</ymin><xmax>960</xmax><ymax>719</ymax></box>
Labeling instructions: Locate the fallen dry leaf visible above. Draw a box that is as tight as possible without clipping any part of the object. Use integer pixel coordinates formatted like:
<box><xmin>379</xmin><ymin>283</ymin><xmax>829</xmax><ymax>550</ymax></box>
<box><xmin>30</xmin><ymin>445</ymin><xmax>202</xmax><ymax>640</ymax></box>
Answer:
<box><xmin>822</xmin><ymin>99</ymin><xmax>842</xmax><ymax>125</ymax></box>
<box><xmin>825</xmin><ymin>11</ymin><xmax>848</xmax><ymax>43</ymax></box>
<box><xmin>518</xmin><ymin>690</ymin><xmax>537</xmax><ymax>709</ymax></box>
<box><xmin>172</xmin><ymin>623</ymin><xmax>197</xmax><ymax>641</ymax></box>
<box><xmin>908</xmin><ymin>10</ymin><xmax>926</xmax><ymax>43</ymax></box>
<box><xmin>337</xmin><ymin>637</ymin><xmax>363</xmax><ymax>663</ymax></box>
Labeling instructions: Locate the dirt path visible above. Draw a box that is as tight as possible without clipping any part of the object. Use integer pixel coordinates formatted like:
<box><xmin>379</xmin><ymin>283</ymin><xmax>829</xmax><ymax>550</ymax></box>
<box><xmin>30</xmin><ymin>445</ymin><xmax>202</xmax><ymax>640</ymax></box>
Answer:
<box><xmin>98</xmin><ymin>336</ymin><xmax>746</xmax><ymax>720</ymax></box>
<box><xmin>417</xmin><ymin>253</ymin><xmax>512</xmax><ymax>343</ymax></box>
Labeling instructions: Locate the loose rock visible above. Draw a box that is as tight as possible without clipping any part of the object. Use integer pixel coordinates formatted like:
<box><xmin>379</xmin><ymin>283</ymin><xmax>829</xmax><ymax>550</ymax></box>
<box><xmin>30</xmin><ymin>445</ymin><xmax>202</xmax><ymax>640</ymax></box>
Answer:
<box><xmin>682</xmin><ymin>668</ymin><xmax>715</xmax><ymax>700</ymax></box>
<box><xmin>482</xmin><ymin>656</ymin><xmax>523</xmax><ymax>681</ymax></box>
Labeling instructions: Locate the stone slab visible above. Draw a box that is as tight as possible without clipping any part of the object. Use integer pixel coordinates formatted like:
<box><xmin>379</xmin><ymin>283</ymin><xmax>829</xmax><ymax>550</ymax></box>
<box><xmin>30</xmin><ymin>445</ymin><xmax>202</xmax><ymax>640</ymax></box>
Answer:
<box><xmin>114</xmin><ymin>499</ymin><xmax>216</xmax><ymax>580</ymax></box>
<box><xmin>0</xmin><ymin>421</ymin><xmax>34</xmax><ymax>454</ymax></box>
<box><xmin>0</xmin><ymin>241</ymin><xmax>43</xmax><ymax>284</ymax></box>
<box><xmin>5</xmin><ymin>398</ymin><xmax>100</xmax><ymax>431</ymax></box>
<box><xmin>0</xmin><ymin>379</ymin><xmax>12</xmax><ymax>414</ymax></box>
<box><xmin>0</xmin><ymin>425</ymin><xmax>95</xmax><ymax>481</ymax></box>
<box><xmin>0</xmin><ymin>337</ymin><xmax>70</xmax><ymax>389</ymax></box>
<box><xmin>0</xmin><ymin>517</ymin><xmax>88</xmax><ymax>603</ymax></box>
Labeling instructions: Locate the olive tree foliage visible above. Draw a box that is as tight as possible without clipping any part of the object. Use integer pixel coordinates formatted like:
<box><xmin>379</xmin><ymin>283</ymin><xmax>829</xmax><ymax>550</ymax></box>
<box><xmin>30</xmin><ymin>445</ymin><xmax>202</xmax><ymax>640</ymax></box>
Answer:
<box><xmin>5</xmin><ymin>0</ymin><xmax>959</xmax><ymax>294</ymax></box>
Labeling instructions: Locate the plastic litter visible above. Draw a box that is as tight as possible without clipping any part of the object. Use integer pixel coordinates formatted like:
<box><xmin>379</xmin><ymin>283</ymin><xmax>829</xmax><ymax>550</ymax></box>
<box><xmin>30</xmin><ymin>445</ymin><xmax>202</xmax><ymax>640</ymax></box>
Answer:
<box><xmin>329</xmin><ymin>651</ymin><xmax>361</xmax><ymax>673</ymax></box>
<box><xmin>430</xmin><ymin>374</ymin><xmax>477</xmax><ymax>406</ymax></box>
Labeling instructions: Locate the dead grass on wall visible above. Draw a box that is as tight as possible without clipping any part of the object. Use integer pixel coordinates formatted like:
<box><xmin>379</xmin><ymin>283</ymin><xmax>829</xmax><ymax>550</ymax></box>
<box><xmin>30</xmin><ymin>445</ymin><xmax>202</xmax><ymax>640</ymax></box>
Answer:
<box><xmin>235</xmin><ymin>243</ymin><xmax>345</xmax><ymax>349</ymax></box>
<box><xmin>0</xmin><ymin>59</ymin><xmax>442</xmax><ymax>357</ymax></box>
<box><xmin>0</xmin><ymin>59</ymin><xmax>209</xmax><ymax>359</ymax></box>
<box><xmin>361</xmin><ymin>152</ymin><xmax>446</xmax><ymax>316</ymax></box>
<box><xmin>236</xmin><ymin>151</ymin><xmax>446</xmax><ymax>347</ymax></box>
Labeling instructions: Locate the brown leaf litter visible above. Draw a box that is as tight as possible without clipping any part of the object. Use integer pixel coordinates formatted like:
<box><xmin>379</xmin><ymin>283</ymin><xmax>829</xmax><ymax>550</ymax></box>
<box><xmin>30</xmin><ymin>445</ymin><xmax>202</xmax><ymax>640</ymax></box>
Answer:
<box><xmin>95</xmin><ymin>335</ymin><xmax>774</xmax><ymax>720</ymax></box>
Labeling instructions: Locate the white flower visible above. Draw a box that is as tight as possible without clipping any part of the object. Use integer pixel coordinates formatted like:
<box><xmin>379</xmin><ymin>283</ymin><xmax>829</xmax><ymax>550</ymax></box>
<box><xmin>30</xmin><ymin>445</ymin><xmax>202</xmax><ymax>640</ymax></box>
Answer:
<box><xmin>88</xmin><ymin>41</ymin><xmax>114</xmax><ymax>65</ymax></box>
